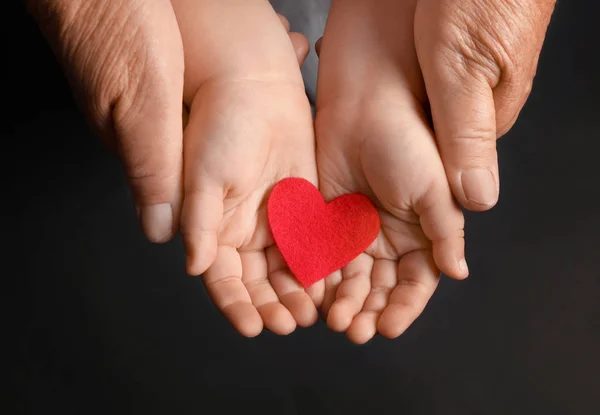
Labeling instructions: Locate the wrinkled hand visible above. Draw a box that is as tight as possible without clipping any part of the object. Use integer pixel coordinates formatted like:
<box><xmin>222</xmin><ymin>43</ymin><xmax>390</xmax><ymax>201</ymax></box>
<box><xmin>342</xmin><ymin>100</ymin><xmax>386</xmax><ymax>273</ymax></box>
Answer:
<box><xmin>28</xmin><ymin>0</ymin><xmax>185</xmax><ymax>242</ymax></box>
<box><xmin>173</xmin><ymin>1</ymin><xmax>322</xmax><ymax>337</ymax></box>
<box><xmin>315</xmin><ymin>0</ymin><xmax>466</xmax><ymax>344</ymax></box>
<box><xmin>415</xmin><ymin>0</ymin><xmax>556</xmax><ymax>210</ymax></box>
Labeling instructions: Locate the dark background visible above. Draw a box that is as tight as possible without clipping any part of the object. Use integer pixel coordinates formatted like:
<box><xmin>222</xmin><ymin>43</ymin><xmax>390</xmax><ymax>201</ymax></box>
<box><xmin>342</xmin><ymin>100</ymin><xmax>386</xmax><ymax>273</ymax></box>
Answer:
<box><xmin>5</xmin><ymin>1</ymin><xmax>600</xmax><ymax>414</ymax></box>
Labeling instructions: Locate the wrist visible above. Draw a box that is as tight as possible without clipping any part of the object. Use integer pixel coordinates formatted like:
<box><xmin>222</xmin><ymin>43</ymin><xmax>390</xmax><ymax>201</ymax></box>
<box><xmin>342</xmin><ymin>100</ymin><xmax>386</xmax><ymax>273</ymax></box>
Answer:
<box><xmin>173</xmin><ymin>1</ymin><xmax>302</xmax><ymax>102</ymax></box>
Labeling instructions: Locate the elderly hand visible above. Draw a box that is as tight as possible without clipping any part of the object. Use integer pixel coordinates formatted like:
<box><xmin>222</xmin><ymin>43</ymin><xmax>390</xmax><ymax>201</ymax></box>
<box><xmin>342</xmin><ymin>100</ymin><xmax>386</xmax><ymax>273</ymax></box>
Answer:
<box><xmin>28</xmin><ymin>0</ymin><xmax>185</xmax><ymax>243</ymax></box>
<box><xmin>415</xmin><ymin>0</ymin><xmax>556</xmax><ymax>210</ymax></box>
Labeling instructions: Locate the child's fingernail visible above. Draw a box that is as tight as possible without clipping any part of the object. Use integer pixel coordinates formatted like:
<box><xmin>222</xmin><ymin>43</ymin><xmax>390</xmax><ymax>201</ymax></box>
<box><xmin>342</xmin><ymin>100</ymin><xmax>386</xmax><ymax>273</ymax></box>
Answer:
<box><xmin>461</xmin><ymin>168</ymin><xmax>498</xmax><ymax>207</ymax></box>
<box><xmin>459</xmin><ymin>258</ymin><xmax>469</xmax><ymax>275</ymax></box>
<box><xmin>138</xmin><ymin>203</ymin><xmax>173</xmax><ymax>243</ymax></box>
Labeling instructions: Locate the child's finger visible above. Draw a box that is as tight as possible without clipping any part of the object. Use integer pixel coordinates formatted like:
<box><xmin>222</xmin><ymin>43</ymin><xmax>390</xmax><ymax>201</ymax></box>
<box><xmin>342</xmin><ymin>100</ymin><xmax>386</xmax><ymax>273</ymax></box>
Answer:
<box><xmin>416</xmin><ymin>183</ymin><xmax>468</xmax><ymax>280</ymax></box>
<box><xmin>180</xmin><ymin>89</ymin><xmax>224</xmax><ymax>276</ymax></box>
<box><xmin>204</xmin><ymin>246</ymin><xmax>263</xmax><ymax>337</ymax></box>
<box><xmin>266</xmin><ymin>247</ymin><xmax>319</xmax><ymax>328</ymax></box>
<box><xmin>289</xmin><ymin>32</ymin><xmax>310</xmax><ymax>67</ymax></box>
<box><xmin>304</xmin><ymin>279</ymin><xmax>325</xmax><ymax>309</ymax></box>
<box><xmin>327</xmin><ymin>254</ymin><xmax>373</xmax><ymax>332</ymax></box>
<box><xmin>321</xmin><ymin>270</ymin><xmax>343</xmax><ymax>320</ymax></box>
<box><xmin>241</xmin><ymin>250</ymin><xmax>296</xmax><ymax>335</ymax></box>
<box><xmin>377</xmin><ymin>250</ymin><xmax>440</xmax><ymax>339</ymax></box>
<box><xmin>276</xmin><ymin>13</ymin><xmax>291</xmax><ymax>32</ymax></box>
<box><xmin>181</xmin><ymin>182</ymin><xmax>222</xmax><ymax>276</ymax></box>
<box><xmin>346</xmin><ymin>312</ymin><xmax>379</xmax><ymax>345</ymax></box>
<box><xmin>275</xmin><ymin>13</ymin><xmax>309</xmax><ymax>66</ymax></box>
<box><xmin>358</xmin><ymin>105</ymin><xmax>467</xmax><ymax>280</ymax></box>
<box><xmin>346</xmin><ymin>259</ymin><xmax>396</xmax><ymax>344</ymax></box>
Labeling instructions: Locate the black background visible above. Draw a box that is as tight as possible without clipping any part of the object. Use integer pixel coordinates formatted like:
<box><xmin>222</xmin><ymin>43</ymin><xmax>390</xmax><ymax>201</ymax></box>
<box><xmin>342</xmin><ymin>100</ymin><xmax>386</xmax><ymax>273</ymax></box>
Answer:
<box><xmin>5</xmin><ymin>1</ymin><xmax>600</xmax><ymax>414</ymax></box>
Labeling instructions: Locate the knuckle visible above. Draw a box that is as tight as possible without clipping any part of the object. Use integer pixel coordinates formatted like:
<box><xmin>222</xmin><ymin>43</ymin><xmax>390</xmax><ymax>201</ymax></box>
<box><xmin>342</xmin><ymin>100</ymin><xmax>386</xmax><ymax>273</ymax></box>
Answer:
<box><xmin>127</xmin><ymin>163</ymin><xmax>177</xmax><ymax>184</ymax></box>
<box><xmin>396</xmin><ymin>276</ymin><xmax>431</xmax><ymax>295</ymax></box>
<box><xmin>442</xmin><ymin>133</ymin><xmax>497</xmax><ymax>170</ymax></box>
<box><xmin>418</xmin><ymin>185</ymin><xmax>465</xmax><ymax>231</ymax></box>
<box><xmin>437</xmin><ymin>26</ymin><xmax>501</xmax><ymax>87</ymax></box>
<box><xmin>449</xmin><ymin>147</ymin><xmax>496</xmax><ymax>167</ymax></box>
<box><xmin>448</xmin><ymin>122</ymin><xmax>498</xmax><ymax>147</ymax></box>
<box><xmin>384</xmin><ymin>197</ymin><xmax>420</xmax><ymax>224</ymax></box>
<box><xmin>123</xmin><ymin>152</ymin><xmax>179</xmax><ymax>193</ymax></box>
<box><xmin>126</xmin><ymin>163</ymin><xmax>178</xmax><ymax>199</ymax></box>
<box><xmin>453</xmin><ymin>130</ymin><xmax>496</xmax><ymax>143</ymax></box>
<box><xmin>123</xmin><ymin>142</ymin><xmax>178</xmax><ymax>184</ymax></box>
<box><xmin>435</xmin><ymin>1</ymin><xmax>533</xmax><ymax>88</ymax></box>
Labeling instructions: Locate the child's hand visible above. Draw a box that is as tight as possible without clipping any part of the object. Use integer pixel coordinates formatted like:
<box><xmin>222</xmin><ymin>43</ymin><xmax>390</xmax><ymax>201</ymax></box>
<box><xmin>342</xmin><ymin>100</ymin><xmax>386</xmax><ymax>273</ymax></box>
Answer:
<box><xmin>315</xmin><ymin>0</ymin><xmax>467</xmax><ymax>344</ymax></box>
<box><xmin>172</xmin><ymin>0</ymin><xmax>322</xmax><ymax>337</ymax></box>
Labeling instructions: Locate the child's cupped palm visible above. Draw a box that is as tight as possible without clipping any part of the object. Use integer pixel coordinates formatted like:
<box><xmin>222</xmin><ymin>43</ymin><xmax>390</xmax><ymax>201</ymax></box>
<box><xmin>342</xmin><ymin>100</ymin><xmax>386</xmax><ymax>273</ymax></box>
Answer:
<box><xmin>180</xmin><ymin>22</ymin><xmax>323</xmax><ymax>337</ymax></box>
<box><xmin>315</xmin><ymin>93</ymin><xmax>468</xmax><ymax>344</ymax></box>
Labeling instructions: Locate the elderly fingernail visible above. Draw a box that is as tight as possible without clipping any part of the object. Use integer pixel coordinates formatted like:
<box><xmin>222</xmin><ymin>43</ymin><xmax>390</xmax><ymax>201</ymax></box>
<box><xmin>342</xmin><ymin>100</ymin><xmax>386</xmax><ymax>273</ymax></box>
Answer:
<box><xmin>461</xmin><ymin>168</ymin><xmax>498</xmax><ymax>207</ymax></box>
<box><xmin>138</xmin><ymin>203</ymin><xmax>173</xmax><ymax>243</ymax></box>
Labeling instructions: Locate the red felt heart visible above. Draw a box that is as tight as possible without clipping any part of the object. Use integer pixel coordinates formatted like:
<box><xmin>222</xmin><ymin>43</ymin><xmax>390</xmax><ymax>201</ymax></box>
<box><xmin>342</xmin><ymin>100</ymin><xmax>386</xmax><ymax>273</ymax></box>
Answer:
<box><xmin>267</xmin><ymin>178</ymin><xmax>380</xmax><ymax>288</ymax></box>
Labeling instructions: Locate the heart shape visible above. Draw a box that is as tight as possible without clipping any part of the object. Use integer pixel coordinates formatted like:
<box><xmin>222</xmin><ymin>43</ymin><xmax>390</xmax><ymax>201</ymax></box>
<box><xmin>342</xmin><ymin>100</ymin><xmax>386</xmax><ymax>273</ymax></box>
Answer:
<box><xmin>267</xmin><ymin>178</ymin><xmax>380</xmax><ymax>287</ymax></box>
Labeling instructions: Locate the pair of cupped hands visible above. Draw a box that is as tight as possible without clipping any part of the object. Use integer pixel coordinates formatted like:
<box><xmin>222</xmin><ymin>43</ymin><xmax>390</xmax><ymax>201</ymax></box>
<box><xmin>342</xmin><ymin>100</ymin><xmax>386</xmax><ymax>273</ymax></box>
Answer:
<box><xmin>30</xmin><ymin>0</ymin><xmax>554</xmax><ymax>343</ymax></box>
